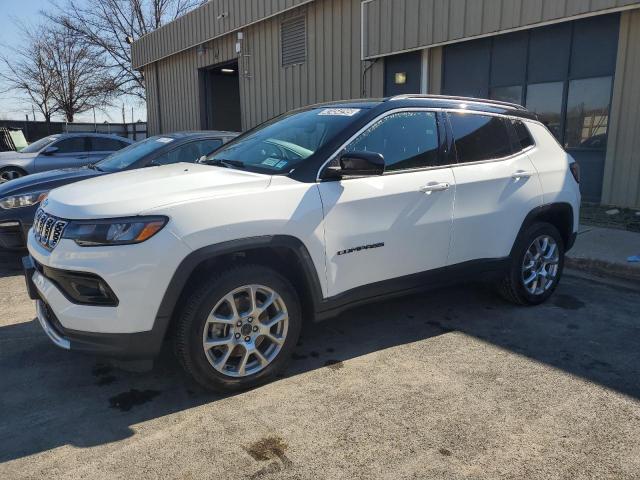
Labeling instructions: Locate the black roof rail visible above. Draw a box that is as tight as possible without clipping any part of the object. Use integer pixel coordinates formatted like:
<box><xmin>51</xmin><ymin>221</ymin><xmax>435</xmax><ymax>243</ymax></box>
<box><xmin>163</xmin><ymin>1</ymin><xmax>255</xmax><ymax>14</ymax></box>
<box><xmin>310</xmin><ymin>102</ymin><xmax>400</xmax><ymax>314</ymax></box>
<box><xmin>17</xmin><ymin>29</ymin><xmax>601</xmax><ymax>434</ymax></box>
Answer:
<box><xmin>388</xmin><ymin>94</ymin><xmax>527</xmax><ymax>111</ymax></box>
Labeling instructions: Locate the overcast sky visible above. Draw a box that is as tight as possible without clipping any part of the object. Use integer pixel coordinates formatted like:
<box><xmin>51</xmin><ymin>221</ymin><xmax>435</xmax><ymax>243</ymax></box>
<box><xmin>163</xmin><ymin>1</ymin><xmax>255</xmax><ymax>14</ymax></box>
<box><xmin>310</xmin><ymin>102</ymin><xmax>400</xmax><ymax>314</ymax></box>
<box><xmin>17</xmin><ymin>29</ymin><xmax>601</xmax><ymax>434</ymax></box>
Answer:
<box><xmin>0</xmin><ymin>0</ymin><xmax>147</xmax><ymax>124</ymax></box>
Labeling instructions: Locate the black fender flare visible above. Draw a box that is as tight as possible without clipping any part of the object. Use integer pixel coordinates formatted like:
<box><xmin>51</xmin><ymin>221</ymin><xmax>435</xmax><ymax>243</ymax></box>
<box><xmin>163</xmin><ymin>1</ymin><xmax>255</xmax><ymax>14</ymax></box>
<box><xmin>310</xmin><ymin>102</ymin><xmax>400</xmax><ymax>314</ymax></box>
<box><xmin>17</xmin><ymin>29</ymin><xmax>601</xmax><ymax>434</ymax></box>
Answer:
<box><xmin>147</xmin><ymin>235</ymin><xmax>325</xmax><ymax>355</ymax></box>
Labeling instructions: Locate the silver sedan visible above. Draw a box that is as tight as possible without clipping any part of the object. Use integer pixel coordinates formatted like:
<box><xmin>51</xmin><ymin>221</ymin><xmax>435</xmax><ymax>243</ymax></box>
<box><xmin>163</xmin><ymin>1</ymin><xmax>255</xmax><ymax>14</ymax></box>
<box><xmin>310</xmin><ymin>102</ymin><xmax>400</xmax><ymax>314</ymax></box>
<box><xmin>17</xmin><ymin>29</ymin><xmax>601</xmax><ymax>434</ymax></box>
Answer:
<box><xmin>0</xmin><ymin>133</ymin><xmax>132</xmax><ymax>183</ymax></box>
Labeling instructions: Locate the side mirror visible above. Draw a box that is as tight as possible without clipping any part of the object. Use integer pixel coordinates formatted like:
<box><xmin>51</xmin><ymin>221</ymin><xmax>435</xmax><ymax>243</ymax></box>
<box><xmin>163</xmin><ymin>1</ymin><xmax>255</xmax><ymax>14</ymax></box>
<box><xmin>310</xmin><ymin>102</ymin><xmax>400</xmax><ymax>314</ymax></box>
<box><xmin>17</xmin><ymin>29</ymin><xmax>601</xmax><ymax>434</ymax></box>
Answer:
<box><xmin>197</xmin><ymin>155</ymin><xmax>207</xmax><ymax>163</ymax></box>
<box><xmin>337</xmin><ymin>151</ymin><xmax>385</xmax><ymax>177</ymax></box>
<box><xmin>42</xmin><ymin>146</ymin><xmax>59</xmax><ymax>155</ymax></box>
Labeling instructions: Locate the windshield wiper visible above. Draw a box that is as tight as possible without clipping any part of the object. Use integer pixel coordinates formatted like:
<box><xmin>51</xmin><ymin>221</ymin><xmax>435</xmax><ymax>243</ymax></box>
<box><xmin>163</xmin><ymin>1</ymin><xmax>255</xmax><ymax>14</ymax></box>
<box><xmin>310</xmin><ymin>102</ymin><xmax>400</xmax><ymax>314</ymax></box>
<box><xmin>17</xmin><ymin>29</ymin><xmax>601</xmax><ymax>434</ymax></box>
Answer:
<box><xmin>203</xmin><ymin>158</ymin><xmax>246</xmax><ymax>169</ymax></box>
<box><xmin>87</xmin><ymin>163</ymin><xmax>103</xmax><ymax>172</ymax></box>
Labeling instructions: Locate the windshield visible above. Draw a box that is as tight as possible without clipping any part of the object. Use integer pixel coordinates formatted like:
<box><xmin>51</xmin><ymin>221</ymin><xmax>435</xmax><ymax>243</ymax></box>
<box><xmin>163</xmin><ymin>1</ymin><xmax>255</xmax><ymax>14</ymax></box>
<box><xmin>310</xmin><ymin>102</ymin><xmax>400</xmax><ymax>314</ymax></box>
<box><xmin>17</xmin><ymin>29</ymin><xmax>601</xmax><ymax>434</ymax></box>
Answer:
<box><xmin>206</xmin><ymin>107</ymin><xmax>367</xmax><ymax>174</ymax></box>
<box><xmin>22</xmin><ymin>136</ymin><xmax>59</xmax><ymax>153</ymax></box>
<box><xmin>96</xmin><ymin>136</ymin><xmax>175</xmax><ymax>172</ymax></box>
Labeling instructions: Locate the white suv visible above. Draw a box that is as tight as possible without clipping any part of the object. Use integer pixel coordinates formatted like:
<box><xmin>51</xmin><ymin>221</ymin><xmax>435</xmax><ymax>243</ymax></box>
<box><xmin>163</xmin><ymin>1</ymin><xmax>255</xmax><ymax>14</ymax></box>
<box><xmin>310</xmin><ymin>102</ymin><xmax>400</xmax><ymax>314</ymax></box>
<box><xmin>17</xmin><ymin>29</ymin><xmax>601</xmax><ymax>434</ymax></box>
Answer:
<box><xmin>24</xmin><ymin>96</ymin><xmax>581</xmax><ymax>391</ymax></box>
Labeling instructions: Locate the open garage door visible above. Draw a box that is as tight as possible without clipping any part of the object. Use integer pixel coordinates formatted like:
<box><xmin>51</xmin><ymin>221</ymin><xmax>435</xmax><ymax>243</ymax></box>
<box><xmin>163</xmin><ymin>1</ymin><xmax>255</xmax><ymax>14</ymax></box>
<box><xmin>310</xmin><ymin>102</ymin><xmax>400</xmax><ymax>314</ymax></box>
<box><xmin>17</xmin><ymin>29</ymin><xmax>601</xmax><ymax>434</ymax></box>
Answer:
<box><xmin>200</xmin><ymin>61</ymin><xmax>242</xmax><ymax>132</ymax></box>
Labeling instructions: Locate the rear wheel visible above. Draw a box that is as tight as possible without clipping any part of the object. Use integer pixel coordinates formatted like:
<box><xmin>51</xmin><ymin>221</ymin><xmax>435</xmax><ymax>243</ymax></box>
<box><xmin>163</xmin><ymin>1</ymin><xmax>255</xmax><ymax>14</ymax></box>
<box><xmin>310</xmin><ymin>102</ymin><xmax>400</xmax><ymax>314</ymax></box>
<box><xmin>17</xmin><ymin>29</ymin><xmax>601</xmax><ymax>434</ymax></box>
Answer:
<box><xmin>499</xmin><ymin>222</ymin><xmax>565</xmax><ymax>305</ymax></box>
<box><xmin>0</xmin><ymin>167</ymin><xmax>26</xmax><ymax>183</ymax></box>
<box><xmin>174</xmin><ymin>264</ymin><xmax>301</xmax><ymax>392</ymax></box>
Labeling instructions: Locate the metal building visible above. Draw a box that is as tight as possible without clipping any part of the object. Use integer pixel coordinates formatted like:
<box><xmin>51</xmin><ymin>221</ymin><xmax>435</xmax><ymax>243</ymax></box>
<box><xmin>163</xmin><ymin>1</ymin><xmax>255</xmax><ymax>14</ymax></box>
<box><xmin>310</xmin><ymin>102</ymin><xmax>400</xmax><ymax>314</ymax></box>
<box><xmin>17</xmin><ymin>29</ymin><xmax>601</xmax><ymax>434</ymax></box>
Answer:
<box><xmin>132</xmin><ymin>0</ymin><xmax>640</xmax><ymax>208</ymax></box>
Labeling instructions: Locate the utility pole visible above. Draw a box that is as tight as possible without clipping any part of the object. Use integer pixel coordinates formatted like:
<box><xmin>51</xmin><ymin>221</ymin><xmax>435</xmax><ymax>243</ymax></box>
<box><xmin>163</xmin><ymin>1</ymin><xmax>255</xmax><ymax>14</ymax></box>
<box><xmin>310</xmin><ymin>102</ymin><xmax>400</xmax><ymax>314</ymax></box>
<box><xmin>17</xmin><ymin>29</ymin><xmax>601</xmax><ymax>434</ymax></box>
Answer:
<box><xmin>131</xmin><ymin>106</ymin><xmax>135</xmax><ymax>141</ymax></box>
<box><xmin>93</xmin><ymin>107</ymin><xmax>97</xmax><ymax>132</ymax></box>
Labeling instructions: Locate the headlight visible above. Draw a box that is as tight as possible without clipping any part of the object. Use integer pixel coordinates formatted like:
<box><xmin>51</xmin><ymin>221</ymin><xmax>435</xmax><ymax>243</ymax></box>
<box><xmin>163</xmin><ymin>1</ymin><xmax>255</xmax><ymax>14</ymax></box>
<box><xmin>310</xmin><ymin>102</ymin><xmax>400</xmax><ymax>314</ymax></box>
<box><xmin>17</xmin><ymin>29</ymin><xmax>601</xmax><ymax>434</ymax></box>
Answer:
<box><xmin>62</xmin><ymin>216</ymin><xmax>168</xmax><ymax>246</ymax></box>
<box><xmin>0</xmin><ymin>192</ymin><xmax>48</xmax><ymax>209</ymax></box>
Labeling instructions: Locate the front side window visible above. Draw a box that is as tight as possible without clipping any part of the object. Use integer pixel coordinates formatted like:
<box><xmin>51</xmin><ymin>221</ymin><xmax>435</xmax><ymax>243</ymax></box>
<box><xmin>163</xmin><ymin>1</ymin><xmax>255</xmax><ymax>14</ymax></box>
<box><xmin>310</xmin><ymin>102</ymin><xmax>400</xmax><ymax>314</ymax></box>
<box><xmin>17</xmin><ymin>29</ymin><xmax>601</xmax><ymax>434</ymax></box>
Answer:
<box><xmin>344</xmin><ymin>111</ymin><xmax>441</xmax><ymax>171</ymax></box>
<box><xmin>197</xmin><ymin>139</ymin><xmax>223</xmax><ymax>157</ymax></box>
<box><xmin>207</xmin><ymin>107</ymin><xmax>368</xmax><ymax>174</ymax></box>
<box><xmin>449</xmin><ymin>112</ymin><xmax>512</xmax><ymax>163</ymax></box>
<box><xmin>52</xmin><ymin>137</ymin><xmax>86</xmax><ymax>154</ymax></box>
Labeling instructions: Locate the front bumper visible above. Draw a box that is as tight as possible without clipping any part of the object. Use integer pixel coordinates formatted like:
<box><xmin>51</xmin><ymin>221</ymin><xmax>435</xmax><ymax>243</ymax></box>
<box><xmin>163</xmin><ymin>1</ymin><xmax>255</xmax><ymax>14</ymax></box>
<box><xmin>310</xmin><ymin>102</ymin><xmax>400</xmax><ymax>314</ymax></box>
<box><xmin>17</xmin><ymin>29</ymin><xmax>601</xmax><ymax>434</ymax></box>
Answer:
<box><xmin>0</xmin><ymin>221</ymin><xmax>30</xmax><ymax>250</ymax></box>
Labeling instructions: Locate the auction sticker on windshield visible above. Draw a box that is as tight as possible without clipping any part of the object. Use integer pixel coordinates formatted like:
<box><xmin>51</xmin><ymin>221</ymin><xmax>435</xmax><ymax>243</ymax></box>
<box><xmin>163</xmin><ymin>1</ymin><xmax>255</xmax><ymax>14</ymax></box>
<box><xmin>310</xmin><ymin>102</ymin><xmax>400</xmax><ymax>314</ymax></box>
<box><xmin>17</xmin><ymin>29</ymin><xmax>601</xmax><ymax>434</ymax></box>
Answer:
<box><xmin>318</xmin><ymin>108</ymin><xmax>361</xmax><ymax>116</ymax></box>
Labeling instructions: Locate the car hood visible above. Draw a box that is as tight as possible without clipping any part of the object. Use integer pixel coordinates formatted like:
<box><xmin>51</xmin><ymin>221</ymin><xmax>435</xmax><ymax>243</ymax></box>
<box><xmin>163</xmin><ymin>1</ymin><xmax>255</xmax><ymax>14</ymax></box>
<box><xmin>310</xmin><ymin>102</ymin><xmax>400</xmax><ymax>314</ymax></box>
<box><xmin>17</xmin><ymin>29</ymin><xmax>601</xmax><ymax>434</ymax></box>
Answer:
<box><xmin>44</xmin><ymin>163</ymin><xmax>272</xmax><ymax>219</ymax></box>
<box><xmin>0</xmin><ymin>167</ymin><xmax>102</xmax><ymax>197</ymax></box>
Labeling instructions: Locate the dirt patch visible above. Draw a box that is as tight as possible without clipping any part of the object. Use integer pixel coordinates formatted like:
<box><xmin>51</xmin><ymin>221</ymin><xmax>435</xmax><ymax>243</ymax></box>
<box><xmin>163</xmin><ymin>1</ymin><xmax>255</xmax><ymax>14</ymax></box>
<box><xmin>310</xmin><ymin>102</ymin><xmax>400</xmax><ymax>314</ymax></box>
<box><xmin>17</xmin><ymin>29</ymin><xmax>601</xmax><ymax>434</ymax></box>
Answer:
<box><xmin>108</xmin><ymin>389</ymin><xmax>160</xmax><ymax>412</ymax></box>
<box><xmin>245</xmin><ymin>436</ymin><xmax>288</xmax><ymax>462</ymax></box>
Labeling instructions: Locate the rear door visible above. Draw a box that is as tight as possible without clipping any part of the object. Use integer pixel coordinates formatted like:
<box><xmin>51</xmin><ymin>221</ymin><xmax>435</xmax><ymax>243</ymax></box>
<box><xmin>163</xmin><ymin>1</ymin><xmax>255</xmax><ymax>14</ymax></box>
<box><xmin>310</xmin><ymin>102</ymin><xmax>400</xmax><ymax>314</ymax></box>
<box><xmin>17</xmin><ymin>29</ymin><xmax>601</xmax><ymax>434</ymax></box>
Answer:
<box><xmin>34</xmin><ymin>136</ymin><xmax>89</xmax><ymax>172</ymax></box>
<box><xmin>318</xmin><ymin>110</ymin><xmax>456</xmax><ymax>297</ymax></box>
<box><xmin>446</xmin><ymin>111</ymin><xmax>543</xmax><ymax>264</ymax></box>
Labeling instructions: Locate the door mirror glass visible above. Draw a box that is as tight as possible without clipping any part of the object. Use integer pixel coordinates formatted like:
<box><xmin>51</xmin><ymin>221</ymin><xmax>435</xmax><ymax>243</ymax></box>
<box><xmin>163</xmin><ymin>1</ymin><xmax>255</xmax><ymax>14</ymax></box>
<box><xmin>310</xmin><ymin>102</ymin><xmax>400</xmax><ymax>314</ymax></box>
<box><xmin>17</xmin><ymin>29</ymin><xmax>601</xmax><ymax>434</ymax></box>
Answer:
<box><xmin>42</xmin><ymin>146</ymin><xmax>59</xmax><ymax>155</ymax></box>
<box><xmin>335</xmin><ymin>151</ymin><xmax>385</xmax><ymax>177</ymax></box>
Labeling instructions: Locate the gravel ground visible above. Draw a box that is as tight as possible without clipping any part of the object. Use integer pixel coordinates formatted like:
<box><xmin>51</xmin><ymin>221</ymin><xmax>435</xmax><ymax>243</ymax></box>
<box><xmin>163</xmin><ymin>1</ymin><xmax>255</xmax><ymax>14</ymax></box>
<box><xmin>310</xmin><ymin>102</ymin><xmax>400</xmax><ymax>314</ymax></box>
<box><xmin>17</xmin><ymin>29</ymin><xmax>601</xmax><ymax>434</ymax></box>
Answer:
<box><xmin>1</xmin><ymin>254</ymin><xmax>640</xmax><ymax>480</ymax></box>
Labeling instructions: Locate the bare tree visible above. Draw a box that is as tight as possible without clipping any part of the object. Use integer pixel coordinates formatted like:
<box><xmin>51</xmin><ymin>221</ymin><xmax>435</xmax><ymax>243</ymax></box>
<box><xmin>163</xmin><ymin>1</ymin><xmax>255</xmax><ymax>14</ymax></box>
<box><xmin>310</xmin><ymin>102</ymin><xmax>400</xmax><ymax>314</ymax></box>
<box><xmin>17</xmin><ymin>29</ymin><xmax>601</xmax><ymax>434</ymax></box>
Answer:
<box><xmin>49</xmin><ymin>0</ymin><xmax>206</xmax><ymax>100</ymax></box>
<box><xmin>0</xmin><ymin>25</ymin><xmax>59</xmax><ymax>123</ymax></box>
<box><xmin>45</xmin><ymin>28</ymin><xmax>118</xmax><ymax>122</ymax></box>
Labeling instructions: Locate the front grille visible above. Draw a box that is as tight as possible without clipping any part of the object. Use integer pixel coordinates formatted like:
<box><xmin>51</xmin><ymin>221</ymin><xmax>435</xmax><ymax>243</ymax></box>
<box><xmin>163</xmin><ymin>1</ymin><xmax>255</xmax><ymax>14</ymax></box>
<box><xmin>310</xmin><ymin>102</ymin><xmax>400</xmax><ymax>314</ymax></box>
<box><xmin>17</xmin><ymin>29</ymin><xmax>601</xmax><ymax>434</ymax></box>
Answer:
<box><xmin>34</xmin><ymin>208</ymin><xmax>68</xmax><ymax>250</ymax></box>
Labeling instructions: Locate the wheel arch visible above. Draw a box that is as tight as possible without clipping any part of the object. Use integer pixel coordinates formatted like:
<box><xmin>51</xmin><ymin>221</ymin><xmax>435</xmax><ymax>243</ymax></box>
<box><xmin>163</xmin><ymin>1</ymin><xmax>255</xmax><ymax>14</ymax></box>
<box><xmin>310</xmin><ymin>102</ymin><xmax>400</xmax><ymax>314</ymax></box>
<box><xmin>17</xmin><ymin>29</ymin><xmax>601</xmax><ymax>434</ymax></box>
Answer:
<box><xmin>0</xmin><ymin>165</ymin><xmax>28</xmax><ymax>178</ymax></box>
<box><xmin>151</xmin><ymin>235</ymin><xmax>324</xmax><ymax>351</ymax></box>
<box><xmin>512</xmin><ymin>203</ymin><xmax>576</xmax><ymax>255</ymax></box>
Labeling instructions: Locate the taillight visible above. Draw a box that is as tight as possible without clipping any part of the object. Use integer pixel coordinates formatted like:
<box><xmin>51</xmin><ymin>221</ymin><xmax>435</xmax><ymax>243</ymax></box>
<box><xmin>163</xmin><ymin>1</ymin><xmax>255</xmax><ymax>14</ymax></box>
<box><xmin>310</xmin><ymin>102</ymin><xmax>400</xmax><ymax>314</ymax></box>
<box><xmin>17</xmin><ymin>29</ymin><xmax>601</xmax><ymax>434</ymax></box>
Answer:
<box><xmin>570</xmin><ymin>162</ymin><xmax>580</xmax><ymax>183</ymax></box>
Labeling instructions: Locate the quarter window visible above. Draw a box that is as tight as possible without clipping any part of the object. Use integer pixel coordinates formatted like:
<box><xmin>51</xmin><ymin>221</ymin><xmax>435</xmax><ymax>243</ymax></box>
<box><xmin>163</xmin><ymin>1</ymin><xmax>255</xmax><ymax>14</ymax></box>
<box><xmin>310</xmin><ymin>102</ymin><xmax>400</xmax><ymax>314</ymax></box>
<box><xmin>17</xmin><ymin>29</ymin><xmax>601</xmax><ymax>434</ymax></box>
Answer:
<box><xmin>511</xmin><ymin>120</ymin><xmax>535</xmax><ymax>151</ymax></box>
<box><xmin>345</xmin><ymin>111</ymin><xmax>441</xmax><ymax>171</ymax></box>
<box><xmin>449</xmin><ymin>113</ymin><xmax>512</xmax><ymax>163</ymax></box>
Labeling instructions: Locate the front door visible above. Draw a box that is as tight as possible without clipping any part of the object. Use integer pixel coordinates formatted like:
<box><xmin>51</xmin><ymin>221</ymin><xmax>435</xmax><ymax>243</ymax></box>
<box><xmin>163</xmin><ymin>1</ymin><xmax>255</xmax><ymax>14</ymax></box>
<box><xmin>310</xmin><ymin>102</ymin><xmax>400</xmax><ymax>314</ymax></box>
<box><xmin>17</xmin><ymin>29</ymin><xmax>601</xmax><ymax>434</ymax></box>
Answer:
<box><xmin>35</xmin><ymin>136</ymin><xmax>89</xmax><ymax>172</ymax></box>
<box><xmin>318</xmin><ymin>110</ymin><xmax>455</xmax><ymax>297</ymax></box>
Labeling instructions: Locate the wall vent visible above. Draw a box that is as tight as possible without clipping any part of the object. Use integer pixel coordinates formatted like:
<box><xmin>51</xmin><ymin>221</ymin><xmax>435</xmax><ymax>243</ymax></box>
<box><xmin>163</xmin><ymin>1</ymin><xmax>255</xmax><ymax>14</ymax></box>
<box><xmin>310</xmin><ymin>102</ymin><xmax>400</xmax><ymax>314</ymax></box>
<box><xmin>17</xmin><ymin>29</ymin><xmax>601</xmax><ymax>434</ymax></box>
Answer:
<box><xmin>281</xmin><ymin>16</ymin><xmax>306</xmax><ymax>67</ymax></box>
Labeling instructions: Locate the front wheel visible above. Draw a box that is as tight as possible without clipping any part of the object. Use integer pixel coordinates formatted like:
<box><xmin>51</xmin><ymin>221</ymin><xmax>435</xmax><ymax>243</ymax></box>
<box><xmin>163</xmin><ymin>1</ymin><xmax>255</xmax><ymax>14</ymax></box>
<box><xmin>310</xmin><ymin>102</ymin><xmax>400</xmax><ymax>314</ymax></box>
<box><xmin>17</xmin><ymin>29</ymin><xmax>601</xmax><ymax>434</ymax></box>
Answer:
<box><xmin>499</xmin><ymin>222</ymin><xmax>565</xmax><ymax>305</ymax></box>
<box><xmin>174</xmin><ymin>264</ymin><xmax>301</xmax><ymax>392</ymax></box>
<box><xmin>0</xmin><ymin>167</ymin><xmax>25</xmax><ymax>183</ymax></box>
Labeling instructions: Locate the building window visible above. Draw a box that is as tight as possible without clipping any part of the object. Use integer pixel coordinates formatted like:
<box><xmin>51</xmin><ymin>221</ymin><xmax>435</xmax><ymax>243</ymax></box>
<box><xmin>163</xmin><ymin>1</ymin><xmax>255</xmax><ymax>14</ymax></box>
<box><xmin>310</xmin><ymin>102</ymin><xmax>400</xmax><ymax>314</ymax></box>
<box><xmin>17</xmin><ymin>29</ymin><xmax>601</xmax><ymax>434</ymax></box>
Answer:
<box><xmin>525</xmin><ymin>82</ymin><xmax>565</xmax><ymax>141</ymax></box>
<box><xmin>490</xmin><ymin>85</ymin><xmax>523</xmax><ymax>105</ymax></box>
<box><xmin>565</xmin><ymin>76</ymin><xmax>613</xmax><ymax>150</ymax></box>
<box><xmin>281</xmin><ymin>16</ymin><xmax>306</xmax><ymax>67</ymax></box>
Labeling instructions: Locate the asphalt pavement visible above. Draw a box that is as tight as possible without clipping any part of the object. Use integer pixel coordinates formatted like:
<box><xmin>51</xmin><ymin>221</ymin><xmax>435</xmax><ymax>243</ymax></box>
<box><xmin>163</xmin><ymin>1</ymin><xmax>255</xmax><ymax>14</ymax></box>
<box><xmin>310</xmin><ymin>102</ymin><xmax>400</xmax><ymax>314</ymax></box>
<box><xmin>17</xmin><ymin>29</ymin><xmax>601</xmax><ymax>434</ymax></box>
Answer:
<box><xmin>1</xmin><ymin>254</ymin><xmax>640</xmax><ymax>479</ymax></box>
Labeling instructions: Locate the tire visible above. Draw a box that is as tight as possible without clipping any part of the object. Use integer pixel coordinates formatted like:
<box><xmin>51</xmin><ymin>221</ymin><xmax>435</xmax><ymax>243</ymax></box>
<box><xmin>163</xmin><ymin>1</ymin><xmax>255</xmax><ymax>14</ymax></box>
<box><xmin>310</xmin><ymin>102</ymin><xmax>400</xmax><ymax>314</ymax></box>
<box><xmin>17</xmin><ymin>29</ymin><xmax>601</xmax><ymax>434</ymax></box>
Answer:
<box><xmin>174</xmin><ymin>264</ymin><xmax>302</xmax><ymax>392</ymax></box>
<box><xmin>0</xmin><ymin>167</ymin><xmax>26</xmax><ymax>183</ymax></box>
<box><xmin>499</xmin><ymin>222</ymin><xmax>565</xmax><ymax>305</ymax></box>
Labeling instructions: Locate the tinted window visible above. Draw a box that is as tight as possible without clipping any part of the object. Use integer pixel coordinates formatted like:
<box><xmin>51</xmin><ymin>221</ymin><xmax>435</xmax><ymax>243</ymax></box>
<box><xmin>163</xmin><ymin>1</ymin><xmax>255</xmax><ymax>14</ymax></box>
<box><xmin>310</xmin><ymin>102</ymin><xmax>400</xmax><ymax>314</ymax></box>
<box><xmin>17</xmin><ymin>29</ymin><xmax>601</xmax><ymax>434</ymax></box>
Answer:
<box><xmin>345</xmin><ymin>111</ymin><xmax>440</xmax><ymax>171</ymax></box>
<box><xmin>526</xmin><ymin>82</ymin><xmax>564</xmax><ymax>141</ymax></box>
<box><xmin>89</xmin><ymin>137</ymin><xmax>128</xmax><ymax>151</ymax></box>
<box><xmin>511</xmin><ymin>120</ymin><xmax>535</xmax><ymax>150</ymax></box>
<box><xmin>197</xmin><ymin>139</ymin><xmax>223</xmax><ymax>157</ymax></box>
<box><xmin>449</xmin><ymin>113</ymin><xmax>512</xmax><ymax>163</ymax></box>
<box><xmin>153</xmin><ymin>142</ymin><xmax>204</xmax><ymax>166</ymax></box>
<box><xmin>53</xmin><ymin>137</ymin><xmax>86</xmax><ymax>154</ymax></box>
<box><xmin>565</xmin><ymin>76</ymin><xmax>612</xmax><ymax>150</ymax></box>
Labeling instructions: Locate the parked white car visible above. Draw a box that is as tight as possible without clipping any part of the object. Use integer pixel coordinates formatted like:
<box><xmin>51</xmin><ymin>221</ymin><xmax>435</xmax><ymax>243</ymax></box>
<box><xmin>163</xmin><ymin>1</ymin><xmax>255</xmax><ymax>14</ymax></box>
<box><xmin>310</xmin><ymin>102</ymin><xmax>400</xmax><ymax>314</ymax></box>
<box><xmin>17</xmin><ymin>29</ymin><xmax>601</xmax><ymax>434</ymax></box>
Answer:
<box><xmin>24</xmin><ymin>96</ymin><xmax>581</xmax><ymax>391</ymax></box>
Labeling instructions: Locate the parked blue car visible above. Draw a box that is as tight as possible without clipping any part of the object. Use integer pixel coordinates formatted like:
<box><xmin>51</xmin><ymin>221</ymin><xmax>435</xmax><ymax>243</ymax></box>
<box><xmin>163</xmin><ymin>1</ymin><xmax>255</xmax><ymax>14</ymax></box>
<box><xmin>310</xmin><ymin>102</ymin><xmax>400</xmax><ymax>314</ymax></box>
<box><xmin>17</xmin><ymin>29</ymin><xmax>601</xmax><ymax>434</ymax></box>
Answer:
<box><xmin>0</xmin><ymin>133</ymin><xmax>133</xmax><ymax>182</ymax></box>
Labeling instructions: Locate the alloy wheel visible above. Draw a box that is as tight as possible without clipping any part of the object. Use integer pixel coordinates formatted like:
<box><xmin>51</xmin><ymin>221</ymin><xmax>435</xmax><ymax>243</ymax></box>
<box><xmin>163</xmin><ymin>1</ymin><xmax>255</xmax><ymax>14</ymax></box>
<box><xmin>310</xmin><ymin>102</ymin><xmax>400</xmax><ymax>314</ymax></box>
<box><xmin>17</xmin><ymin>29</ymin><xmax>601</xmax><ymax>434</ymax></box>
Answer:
<box><xmin>0</xmin><ymin>169</ymin><xmax>23</xmax><ymax>182</ymax></box>
<box><xmin>521</xmin><ymin>234</ymin><xmax>560</xmax><ymax>295</ymax></box>
<box><xmin>201</xmin><ymin>284</ymin><xmax>289</xmax><ymax>377</ymax></box>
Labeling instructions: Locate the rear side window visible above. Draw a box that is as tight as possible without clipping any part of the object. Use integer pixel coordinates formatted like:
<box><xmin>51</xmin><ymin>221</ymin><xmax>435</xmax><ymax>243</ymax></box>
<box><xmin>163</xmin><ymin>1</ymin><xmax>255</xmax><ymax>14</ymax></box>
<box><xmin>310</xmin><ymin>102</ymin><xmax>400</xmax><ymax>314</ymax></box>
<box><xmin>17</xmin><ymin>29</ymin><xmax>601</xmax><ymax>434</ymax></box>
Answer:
<box><xmin>345</xmin><ymin>111</ymin><xmax>441</xmax><ymax>171</ymax></box>
<box><xmin>89</xmin><ymin>137</ymin><xmax>129</xmax><ymax>152</ymax></box>
<box><xmin>510</xmin><ymin>119</ymin><xmax>535</xmax><ymax>150</ymax></box>
<box><xmin>448</xmin><ymin>113</ymin><xmax>512</xmax><ymax>163</ymax></box>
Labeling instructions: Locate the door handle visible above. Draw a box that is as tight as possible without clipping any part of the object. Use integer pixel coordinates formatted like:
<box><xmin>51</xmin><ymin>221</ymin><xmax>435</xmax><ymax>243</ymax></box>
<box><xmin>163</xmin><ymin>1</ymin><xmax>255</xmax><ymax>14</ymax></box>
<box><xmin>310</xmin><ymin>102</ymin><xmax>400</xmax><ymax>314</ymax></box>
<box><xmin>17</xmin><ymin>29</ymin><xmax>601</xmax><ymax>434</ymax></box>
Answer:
<box><xmin>511</xmin><ymin>170</ymin><xmax>534</xmax><ymax>180</ymax></box>
<box><xmin>419</xmin><ymin>182</ymin><xmax>450</xmax><ymax>194</ymax></box>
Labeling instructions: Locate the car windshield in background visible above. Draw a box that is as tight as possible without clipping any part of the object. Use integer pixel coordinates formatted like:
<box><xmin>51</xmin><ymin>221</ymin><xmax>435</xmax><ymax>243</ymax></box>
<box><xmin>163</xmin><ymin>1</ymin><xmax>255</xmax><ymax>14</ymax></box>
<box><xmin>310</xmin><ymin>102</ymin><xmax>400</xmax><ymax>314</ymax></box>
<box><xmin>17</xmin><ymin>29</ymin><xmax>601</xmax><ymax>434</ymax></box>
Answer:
<box><xmin>205</xmin><ymin>107</ymin><xmax>367</xmax><ymax>174</ymax></box>
<box><xmin>21</xmin><ymin>136</ymin><xmax>59</xmax><ymax>153</ymax></box>
<box><xmin>96</xmin><ymin>136</ymin><xmax>174</xmax><ymax>172</ymax></box>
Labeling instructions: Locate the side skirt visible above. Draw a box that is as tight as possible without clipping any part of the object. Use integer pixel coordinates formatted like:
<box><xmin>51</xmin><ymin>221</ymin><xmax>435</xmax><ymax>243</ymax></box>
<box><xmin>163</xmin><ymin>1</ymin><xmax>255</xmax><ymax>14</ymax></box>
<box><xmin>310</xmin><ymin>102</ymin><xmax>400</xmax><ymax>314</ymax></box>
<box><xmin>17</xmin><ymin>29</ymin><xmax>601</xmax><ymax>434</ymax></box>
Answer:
<box><xmin>314</xmin><ymin>258</ymin><xmax>509</xmax><ymax>321</ymax></box>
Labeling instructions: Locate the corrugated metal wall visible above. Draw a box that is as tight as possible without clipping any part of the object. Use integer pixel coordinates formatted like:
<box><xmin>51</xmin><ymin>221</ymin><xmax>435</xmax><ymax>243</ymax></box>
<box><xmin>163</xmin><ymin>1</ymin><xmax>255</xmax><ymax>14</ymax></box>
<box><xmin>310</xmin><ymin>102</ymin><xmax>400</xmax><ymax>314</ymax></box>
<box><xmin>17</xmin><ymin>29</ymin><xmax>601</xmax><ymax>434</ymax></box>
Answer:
<box><xmin>362</xmin><ymin>0</ymin><xmax>640</xmax><ymax>59</ymax></box>
<box><xmin>132</xmin><ymin>0</ymin><xmax>316</xmax><ymax>68</ymax></box>
<box><xmin>602</xmin><ymin>9</ymin><xmax>640</xmax><ymax>208</ymax></box>
<box><xmin>144</xmin><ymin>0</ymin><xmax>383</xmax><ymax>134</ymax></box>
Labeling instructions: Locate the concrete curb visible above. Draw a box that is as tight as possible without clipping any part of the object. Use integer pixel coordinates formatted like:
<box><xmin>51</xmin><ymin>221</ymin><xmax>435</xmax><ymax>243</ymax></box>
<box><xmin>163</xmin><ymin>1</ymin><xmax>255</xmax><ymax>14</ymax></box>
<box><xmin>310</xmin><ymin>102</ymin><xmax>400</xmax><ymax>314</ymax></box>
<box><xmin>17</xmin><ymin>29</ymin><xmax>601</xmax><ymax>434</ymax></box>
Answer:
<box><xmin>565</xmin><ymin>257</ymin><xmax>640</xmax><ymax>284</ymax></box>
